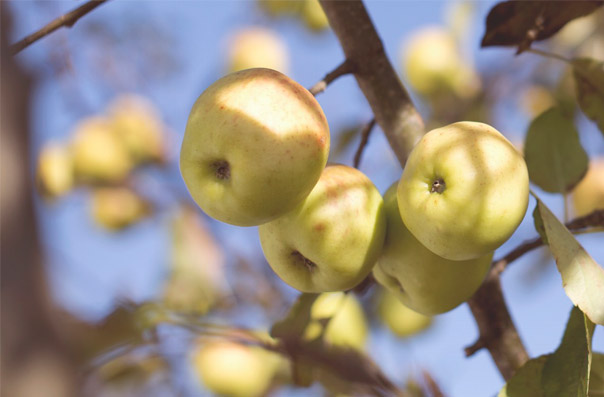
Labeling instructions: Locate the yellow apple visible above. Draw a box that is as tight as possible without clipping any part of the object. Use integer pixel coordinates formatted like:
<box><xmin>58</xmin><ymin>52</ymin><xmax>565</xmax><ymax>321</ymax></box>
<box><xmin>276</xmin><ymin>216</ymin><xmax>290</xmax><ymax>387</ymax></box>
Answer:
<box><xmin>36</xmin><ymin>142</ymin><xmax>74</xmax><ymax>199</ymax></box>
<box><xmin>519</xmin><ymin>85</ymin><xmax>557</xmax><ymax>118</ymax></box>
<box><xmin>257</xmin><ymin>0</ymin><xmax>303</xmax><ymax>17</ymax></box>
<box><xmin>259</xmin><ymin>164</ymin><xmax>386</xmax><ymax>292</ymax></box>
<box><xmin>71</xmin><ymin>117</ymin><xmax>132</xmax><ymax>183</ymax></box>
<box><xmin>191</xmin><ymin>340</ymin><xmax>281</xmax><ymax>397</ymax></box>
<box><xmin>180</xmin><ymin>68</ymin><xmax>329</xmax><ymax>226</ymax></box>
<box><xmin>374</xmin><ymin>184</ymin><xmax>492</xmax><ymax>315</ymax></box>
<box><xmin>572</xmin><ymin>158</ymin><xmax>604</xmax><ymax>217</ymax></box>
<box><xmin>91</xmin><ymin>187</ymin><xmax>151</xmax><ymax>231</ymax></box>
<box><xmin>107</xmin><ymin>94</ymin><xmax>165</xmax><ymax>165</ymax></box>
<box><xmin>303</xmin><ymin>292</ymin><xmax>368</xmax><ymax>350</ymax></box>
<box><xmin>377</xmin><ymin>288</ymin><xmax>432</xmax><ymax>338</ymax></box>
<box><xmin>301</xmin><ymin>0</ymin><xmax>329</xmax><ymax>32</ymax></box>
<box><xmin>398</xmin><ymin>121</ymin><xmax>529</xmax><ymax>261</ymax></box>
<box><xmin>227</xmin><ymin>27</ymin><xmax>289</xmax><ymax>74</ymax></box>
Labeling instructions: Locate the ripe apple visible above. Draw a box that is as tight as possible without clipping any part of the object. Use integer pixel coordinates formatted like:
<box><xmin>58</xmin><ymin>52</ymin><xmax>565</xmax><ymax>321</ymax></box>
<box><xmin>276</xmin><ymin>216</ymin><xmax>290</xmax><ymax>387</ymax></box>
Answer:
<box><xmin>301</xmin><ymin>0</ymin><xmax>329</xmax><ymax>32</ymax></box>
<box><xmin>303</xmin><ymin>292</ymin><xmax>368</xmax><ymax>350</ymax></box>
<box><xmin>259</xmin><ymin>164</ymin><xmax>386</xmax><ymax>292</ymax></box>
<box><xmin>180</xmin><ymin>68</ymin><xmax>329</xmax><ymax>226</ymax></box>
<box><xmin>375</xmin><ymin>184</ymin><xmax>492</xmax><ymax>315</ymax></box>
<box><xmin>71</xmin><ymin>117</ymin><xmax>132</xmax><ymax>183</ymax></box>
<box><xmin>377</xmin><ymin>288</ymin><xmax>432</xmax><ymax>338</ymax></box>
<box><xmin>572</xmin><ymin>157</ymin><xmax>604</xmax><ymax>217</ymax></box>
<box><xmin>257</xmin><ymin>0</ymin><xmax>302</xmax><ymax>17</ymax></box>
<box><xmin>398</xmin><ymin>121</ymin><xmax>529</xmax><ymax>261</ymax></box>
<box><xmin>191</xmin><ymin>339</ymin><xmax>281</xmax><ymax>397</ymax></box>
<box><xmin>107</xmin><ymin>94</ymin><xmax>166</xmax><ymax>165</ymax></box>
<box><xmin>227</xmin><ymin>27</ymin><xmax>289</xmax><ymax>74</ymax></box>
<box><xmin>36</xmin><ymin>142</ymin><xmax>74</xmax><ymax>199</ymax></box>
<box><xmin>91</xmin><ymin>187</ymin><xmax>151</xmax><ymax>231</ymax></box>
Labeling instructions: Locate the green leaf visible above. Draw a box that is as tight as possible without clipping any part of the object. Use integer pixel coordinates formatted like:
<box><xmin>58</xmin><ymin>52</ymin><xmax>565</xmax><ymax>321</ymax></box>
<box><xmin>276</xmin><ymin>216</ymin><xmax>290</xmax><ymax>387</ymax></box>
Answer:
<box><xmin>572</xmin><ymin>58</ymin><xmax>604</xmax><ymax>136</ymax></box>
<box><xmin>481</xmin><ymin>1</ymin><xmax>604</xmax><ymax>54</ymax></box>
<box><xmin>541</xmin><ymin>306</ymin><xmax>596</xmax><ymax>396</ymax></box>
<box><xmin>590</xmin><ymin>353</ymin><xmax>604</xmax><ymax>396</ymax></box>
<box><xmin>524</xmin><ymin>108</ymin><xmax>589</xmax><ymax>193</ymax></box>
<box><xmin>498</xmin><ymin>355</ymin><xmax>550</xmax><ymax>397</ymax></box>
<box><xmin>536</xmin><ymin>199</ymin><xmax>604</xmax><ymax>324</ymax></box>
<box><xmin>532</xmin><ymin>204</ymin><xmax>549</xmax><ymax>245</ymax></box>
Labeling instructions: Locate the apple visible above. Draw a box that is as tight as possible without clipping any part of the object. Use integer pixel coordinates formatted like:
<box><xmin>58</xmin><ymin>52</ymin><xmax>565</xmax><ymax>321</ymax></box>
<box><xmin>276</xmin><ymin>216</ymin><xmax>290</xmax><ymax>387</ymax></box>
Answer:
<box><xmin>180</xmin><ymin>68</ymin><xmax>329</xmax><ymax>226</ymax></box>
<box><xmin>303</xmin><ymin>292</ymin><xmax>368</xmax><ymax>350</ymax></box>
<box><xmin>259</xmin><ymin>164</ymin><xmax>386</xmax><ymax>292</ymax></box>
<box><xmin>227</xmin><ymin>27</ymin><xmax>289</xmax><ymax>74</ymax></box>
<box><xmin>398</xmin><ymin>121</ymin><xmax>529</xmax><ymax>261</ymax></box>
<box><xmin>374</xmin><ymin>184</ymin><xmax>492</xmax><ymax>315</ymax></box>
<box><xmin>91</xmin><ymin>187</ymin><xmax>151</xmax><ymax>231</ymax></box>
<box><xmin>377</xmin><ymin>287</ymin><xmax>432</xmax><ymax>338</ymax></box>
<box><xmin>301</xmin><ymin>0</ymin><xmax>329</xmax><ymax>32</ymax></box>
<box><xmin>191</xmin><ymin>339</ymin><xmax>281</xmax><ymax>397</ymax></box>
<box><xmin>71</xmin><ymin>117</ymin><xmax>132</xmax><ymax>183</ymax></box>
<box><xmin>572</xmin><ymin>157</ymin><xmax>604</xmax><ymax>217</ymax></box>
<box><xmin>36</xmin><ymin>142</ymin><xmax>74</xmax><ymax>199</ymax></box>
<box><xmin>107</xmin><ymin>94</ymin><xmax>166</xmax><ymax>165</ymax></box>
<box><xmin>257</xmin><ymin>0</ymin><xmax>303</xmax><ymax>17</ymax></box>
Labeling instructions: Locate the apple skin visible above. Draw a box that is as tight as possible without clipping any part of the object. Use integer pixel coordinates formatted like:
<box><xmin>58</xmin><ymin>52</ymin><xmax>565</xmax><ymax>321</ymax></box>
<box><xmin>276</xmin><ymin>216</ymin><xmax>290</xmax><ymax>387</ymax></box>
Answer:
<box><xmin>374</xmin><ymin>184</ymin><xmax>492</xmax><ymax>315</ymax></box>
<box><xmin>377</xmin><ymin>288</ymin><xmax>432</xmax><ymax>338</ymax></box>
<box><xmin>259</xmin><ymin>164</ymin><xmax>386</xmax><ymax>292</ymax></box>
<box><xmin>36</xmin><ymin>142</ymin><xmax>74</xmax><ymax>199</ymax></box>
<box><xmin>180</xmin><ymin>68</ymin><xmax>329</xmax><ymax>226</ymax></box>
<box><xmin>303</xmin><ymin>292</ymin><xmax>368</xmax><ymax>350</ymax></box>
<box><xmin>227</xmin><ymin>27</ymin><xmax>289</xmax><ymax>74</ymax></box>
<box><xmin>572</xmin><ymin>158</ymin><xmax>604</xmax><ymax>217</ymax></box>
<box><xmin>91</xmin><ymin>187</ymin><xmax>151</xmax><ymax>231</ymax></box>
<box><xmin>398</xmin><ymin>121</ymin><xmax>529</xmax><ymax>261</ymax></box>
<box><xmin>301</xmin><ymin>0</ymin><xmax>329</xmax><ymax>32</ymax></box>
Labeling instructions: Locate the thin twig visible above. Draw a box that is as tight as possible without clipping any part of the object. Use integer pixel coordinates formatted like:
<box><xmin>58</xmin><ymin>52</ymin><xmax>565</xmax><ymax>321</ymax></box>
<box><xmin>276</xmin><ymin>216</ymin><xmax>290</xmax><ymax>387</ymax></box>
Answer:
<box><xmin>309</xmin><ymin>59</ymin><xmax>355</xmax><ymax>96</ymax></box>
<box><xmin>526</xmin><ymin>47</ymin><xmax>572</xmax><ymax>64</ymax></box>
<box><xmin>353</xmin><ymin>118</ymin><xmax>376</xmax><ymax>168</ymax></box>
<box><xmin>10</xmin><ymin>0</ymin><xmax>111</xmax><ymax>55</ymax></box>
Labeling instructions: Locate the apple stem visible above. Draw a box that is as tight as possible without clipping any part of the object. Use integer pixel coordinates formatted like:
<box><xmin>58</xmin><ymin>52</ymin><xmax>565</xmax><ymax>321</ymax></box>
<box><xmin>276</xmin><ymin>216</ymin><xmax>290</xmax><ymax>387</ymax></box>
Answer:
<box><xmin>291</xmin><ymin>250</ymin><xmax>317</xmax><ymax>272</ymax></box>
<box><xmin>211</xmin><ymin>160</ymin><xmax>230</xmax><ymax>180</ymax></box>
<box><xmin>430</xmin><ymin>178</ymin><xmax>445</xmax><ymax>194</ymax></box>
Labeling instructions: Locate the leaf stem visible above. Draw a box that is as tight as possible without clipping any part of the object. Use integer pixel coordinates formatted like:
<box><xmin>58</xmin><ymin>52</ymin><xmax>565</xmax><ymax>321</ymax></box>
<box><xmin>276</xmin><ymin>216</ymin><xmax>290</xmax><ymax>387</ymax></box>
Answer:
<box><xmin>527</xmin><ymin>48</ymin><xmax>572</xmax><ymax>64</ymax></box>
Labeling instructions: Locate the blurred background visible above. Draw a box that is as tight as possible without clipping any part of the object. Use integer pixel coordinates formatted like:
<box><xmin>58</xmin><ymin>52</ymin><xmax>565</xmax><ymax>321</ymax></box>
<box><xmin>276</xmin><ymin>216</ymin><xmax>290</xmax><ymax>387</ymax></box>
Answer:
<box><xmin>2</xmin><ymin>1</ymin><xmax>604</xmax><ymax>396</ymax></box>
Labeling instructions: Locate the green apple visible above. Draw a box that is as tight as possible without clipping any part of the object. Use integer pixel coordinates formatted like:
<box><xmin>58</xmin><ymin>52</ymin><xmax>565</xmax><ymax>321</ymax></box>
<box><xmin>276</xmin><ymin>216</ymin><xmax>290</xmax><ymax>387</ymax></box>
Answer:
<box><xmin>36</xmin><ymin>142</ymin><xmax>74</xmax><ymax>199</ymax></box>
<box><xmin>374</xmin><ymin>184</ymin><xmax>492</xmax><ymax>315</ymax></box>
<box><xmin>257</xmin><ymin>0</ymin><xmax>303</xmax><ymax>17</ymax></box>
<box><xmin>303</xmin><ymin>292</ymin><xmax>368</xmax><ymax>350</ymax></box>
<box><xmin>191</xmin><ymin>339</ymin><xmax>281</xmax><ymax>397</ymax></box>
<box><xmin>572</xmin><ymin>157</ymin><xmax>604</xmax><ymax>217</ymax></box>
<box><xmin>377</xmin><ymin>287</ymin><xmax>432</xmax><ymax>338</ymax></box>
<box><xmin>398</xmin><ymin>121</ymin><xmax>529</xmax><ymax>261</ymax></box>
<box><xmin>91</xmin><ymin>187</ymin><xmax>151</xmax><ymax>231</ymax></box>
<box><xmin>227</xmin><ymin>27</ymin><xmax>289</xmax><ymax>74</ymax></box>
<box><xmin>301</xmin><ymin>0</ymin><xmax>329</xmax><ymax>32</ymax></box>
<box><xmin>180</xmin><ymin>68</ymin><xmax>329</xmax><ymax>226</ymax></box>
<box><xmin>259</xmin><ymin>164</ymin><xmax>386</xmax><ymax>292</ymax></box>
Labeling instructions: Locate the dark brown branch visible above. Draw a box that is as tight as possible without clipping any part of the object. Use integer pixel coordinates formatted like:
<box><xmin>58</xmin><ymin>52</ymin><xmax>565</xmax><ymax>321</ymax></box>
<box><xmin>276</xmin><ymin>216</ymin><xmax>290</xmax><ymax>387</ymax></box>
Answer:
<box><xmin>319</xmin><ymin>0</ymin><xmax>424</xmax><ymax>166</ymax></box>
<box><xmin>10</xmin><ymin>0</ymin><xmax>111</xmax><ymax>55</ymax></box>
<box><xmin>309</xmin><ymin>59</ymin><xmax>355</xmax><ymax>96</ymax></box>
<box><xmin>353</xmin><ymin>118</ymin><xmax>376</xmax><ymax>168</ymax></box>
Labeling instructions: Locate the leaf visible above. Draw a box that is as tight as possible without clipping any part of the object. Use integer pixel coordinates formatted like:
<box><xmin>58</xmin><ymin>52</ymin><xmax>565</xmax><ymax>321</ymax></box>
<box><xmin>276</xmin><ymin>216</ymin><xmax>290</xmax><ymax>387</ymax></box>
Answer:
<box><xmin>524</xmin><ymin>108</ymin><xmax>589</xmax><ymax>193</ymax></box>
<box><xmin>536</xmin><ymin>199</ymin><xmax>604</xmax><ymax>324</ymax></box>
<box><xmin>533</xmin><ymin>204</ymin><xmax>549</xmax><ymax>245</ymax></box>
<box><xmin>573</xmin><ymin>58</ymin><xmax>604</xmax><ymax>136</ymax></box>
<box><xmin>481</xmin><ymin>1</ymin><xmax>604</xmax><ymax>54</ymax></box>
<box><xmin>590</xmin><ymin>353</ymin><xmax>604</xmax><ymax>396</ymax></box>
<box><xmin>499</xmin><ymin>355</ymin><xmax>550</xmax><ymax>397</ymax></box>
<box><xmin>541</xmin><ymin>306</ymin><xmax>596</xmax><ymax>396</ymax></box>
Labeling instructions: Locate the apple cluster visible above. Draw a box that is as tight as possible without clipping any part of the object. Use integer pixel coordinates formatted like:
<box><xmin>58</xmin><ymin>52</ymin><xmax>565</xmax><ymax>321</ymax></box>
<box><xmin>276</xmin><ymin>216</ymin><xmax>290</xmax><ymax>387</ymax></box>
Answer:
<box><xmin>180</xmin><ymin>67</ymin><xmax>530</xmax><ymax>316</ymax></box>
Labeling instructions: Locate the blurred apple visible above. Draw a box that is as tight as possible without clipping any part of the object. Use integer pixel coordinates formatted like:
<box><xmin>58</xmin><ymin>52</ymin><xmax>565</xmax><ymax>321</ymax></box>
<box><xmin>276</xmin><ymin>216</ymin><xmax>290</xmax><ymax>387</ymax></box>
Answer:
<box><xmin>36</xmin><ymin>142</ymin><xmax>74</xmax><ymax>199</ymax></box>
<box><xmin>71</xmin><ymin>117</ymin><xmax>132</xmax><ymax>183</ymax></box>
<box><xmin>227</xmin><ymin>27</ymin><xmax>289</xmax><ymax>74</ymax></box>
<box><xmin>519</xmin><ymin>85</ymin><xmax>556</xmax><ymax>118</ymax></box>
<box><xmin>191</xmin><ymin>339</ymin><xmax>282</xmax><ymax>397</ymax></box>
<box><xmin>257</xmin><ymin>0</ymin><xmax>302</xmax><ymax>17</ymax></box>
<box><xmin>572</xmin><ymin>158</ymin><xmax>604</xmax><ymax>217</ymax></box>
<box><xmin>554</xmin><ymin>13</ymin><xmax>597</xmax><ymax>49</ymax></box>
<box><xmin>301</xmin><ymin>0</ymin><xmax>329</xmax><ymax>32</ymax></box>
<box><xmin>107</xmin><ymin>94</ymin><xmax>166</xmax><ymax>165</ymax></box>
<box><xmin>402</xmin><ymin>27</ymin><xmax>480</xmax><ymax>98</ymax></box>
<box><xmin>377</xmin><ymin>288</ymin><xmax>432</xmax><ymax>338</ymax></box>
<box><xmin>259</xmin><ymin>165</ymin><xmax>385</xmax><ymax>292</ymax></box>
<box><xmin>91</xmin><ymin>187</ymin><xmax>151</xmax><ymax>231</ymax></box>
<box><xmin>303</xmin><ymin>292</ymin><xmax>368</xmax><ymax>350</ymax></box>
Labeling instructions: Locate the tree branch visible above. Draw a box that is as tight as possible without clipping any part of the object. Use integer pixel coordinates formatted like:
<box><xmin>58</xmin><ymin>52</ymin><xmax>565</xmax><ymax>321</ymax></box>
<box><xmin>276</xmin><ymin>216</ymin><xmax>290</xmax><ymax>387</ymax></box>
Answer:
<box><xmin>319</xmin><ymin>0</ymin><xmax>424</xmax><ymax>166</ymax></box>
<box><xmin>309</xmin><ymin>59</ymin><xmax>355</xmax><ymax>96</ymax></box>
<box><xmin>10</xmin><ymin>0</ymin><xmax>111</xmax><ymax>55</ymax></box>
<box><xmin>353</xmin><ymin>118</ymin><xmax>376</xmax><ymax>168</ymax></box>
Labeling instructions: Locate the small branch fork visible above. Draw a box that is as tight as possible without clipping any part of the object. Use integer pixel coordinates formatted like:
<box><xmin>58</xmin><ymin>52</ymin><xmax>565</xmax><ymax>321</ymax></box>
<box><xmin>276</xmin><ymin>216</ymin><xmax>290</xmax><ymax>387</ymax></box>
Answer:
<box><xmin>10</xmin><ymin>0</ymin><xmax>111</xmax><ymax>55</ymax></box>
<box><xmin>309</xmin><ymin>59</ymin><xmax>355</xmax><ymax>96</ymax></box>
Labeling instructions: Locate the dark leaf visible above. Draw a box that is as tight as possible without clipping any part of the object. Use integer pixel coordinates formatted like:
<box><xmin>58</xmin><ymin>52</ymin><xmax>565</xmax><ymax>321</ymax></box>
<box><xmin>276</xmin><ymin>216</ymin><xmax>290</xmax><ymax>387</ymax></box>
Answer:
<box><xmin>481</xmin><ymin>1</ymin><xmax>604</xmax><ymax>54</ymax></box>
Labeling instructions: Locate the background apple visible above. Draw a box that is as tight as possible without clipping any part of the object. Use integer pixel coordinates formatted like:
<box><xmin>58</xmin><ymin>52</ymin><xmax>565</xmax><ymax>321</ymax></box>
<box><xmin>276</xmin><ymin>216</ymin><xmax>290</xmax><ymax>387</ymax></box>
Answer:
<box><xmin>227</xmin><ymin>27</ymin><xmax>289</xmax><ymax>74</ymax></box>
<box><xmin>301</xmin><ymin>0</ymin><xmax>329</xmax><ymax>32</ymax></box>
<box><xmin>36</xmin><ymin>142</ymin><xmax>74</xmax><ymax>200</ymax></box>
<box><xmin>180</xmin><ymin>68</ymin><xmax>330</xmax><ymax>226</ymax></box>
<box><xmin>375</xmin><ymin>184</ymin><xmax>492</xmax><ymax>315</ymax></box>
<box><xmin>259</xmin><ymin>164</ymin><xmax>386</xmax><ymax>292</ymax></box>
<box><xmin>572</xmin><ymin>157</ymin><xmax>604</xmax><ymax>217</ymax></box>
<box><xmin>91</xmin><ymin>187</ymin><xmax>151</xmax><ymax>231</ymax></box>
<box><xmin>398</xmin><ymin>121</ymin><xmax>529</xmax><ymax>261</ymax></box>
<box><xmin>377</xmin><ymin>288</ymin><xmax>432</xmax><ymax>338</ymax></box>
